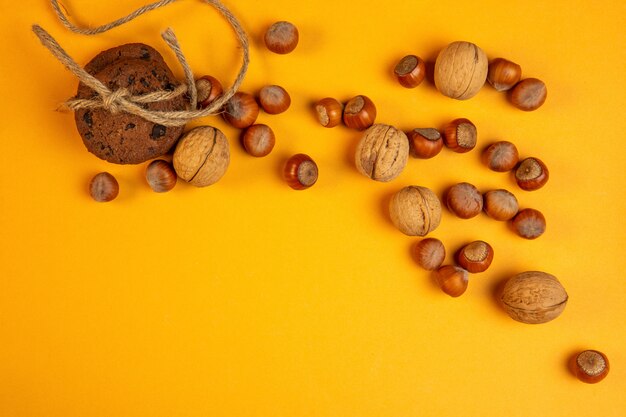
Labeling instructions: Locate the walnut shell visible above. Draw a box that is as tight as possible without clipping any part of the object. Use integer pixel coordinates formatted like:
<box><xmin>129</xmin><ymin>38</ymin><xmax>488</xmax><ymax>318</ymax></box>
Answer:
<box><xmin>500</xmin><ymin>271</ymin><xmax>568</xmax><ymax>324</ymax></box>
<box><xmin>434</xmin><ymin>41</ymin><xmax>488</xmax><ymax>100</ymax></box>
<box><xmin>389</xmin><ymin>186</ymin><xmax>442</xmax><ymax>236</ymax></box>
<box><xmin>173</xmin><ymin>126</ymin><xmax>230</xmax><ymax>187</ymax></box>
<box><xmin>355</xmin><ymin>124</ymin><xmax>409</xmax><ymax>182</ymax></box>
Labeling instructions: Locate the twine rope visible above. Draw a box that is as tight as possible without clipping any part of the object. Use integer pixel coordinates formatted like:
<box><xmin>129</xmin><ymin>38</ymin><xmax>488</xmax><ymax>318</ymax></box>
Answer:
<box><xmin>32</xmin><ymin>0</ymin><xmax>250</xmax><ymax>126</ymax></box>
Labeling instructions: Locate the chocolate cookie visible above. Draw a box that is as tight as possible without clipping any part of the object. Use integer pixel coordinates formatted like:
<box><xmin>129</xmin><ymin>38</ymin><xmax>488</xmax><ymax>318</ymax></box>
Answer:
<box><xmin>75</xmin><ymin>44</ymin><xmax>187</xmax><ymax>164</ymax></box>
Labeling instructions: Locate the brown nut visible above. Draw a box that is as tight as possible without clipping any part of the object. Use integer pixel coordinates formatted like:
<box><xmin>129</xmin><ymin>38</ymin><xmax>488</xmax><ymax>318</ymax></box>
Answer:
<box><xmin>434</xmin><ymin>41</ymin><xmax>488</xmax><ymax>100</ymax></box>
<box><xmin>89</xmin><ymin>172</ymin><xmax>119</xmax><ymax>202</ymax></box>
<box><xmin>483</xmin><ymin>189</ymin><xmax>519</xmax><ymax>221</ymax></box>
<box><xmin>572</xmin><ymin>350</ymin><xmax>610</xmax><ymax>384</ymax></box>
<box><xmin>242</xmin><ymin>124</ymin><xmax>275</xmax><ymax>157</ymax></box>
<box><xmin>487</xmin><ymin>58</ymin><xmax>522</xmax><ymax>92</ymax></box>
<box><xmin>482</xmin><ymin>141</ymin><xmax>519</xmax><ymax>172</ymax></box>
<box><xmin>511</xmin><ymin>208</ymin><xmax>546</xmax><ymax>239</ymax></box>
<box><xmin>443</xmin><ymin>118</ymin><xmax>477</xmax><ymax>153</ymax></box>
<box><xmin>264</xmin><ymin>21</ymin><xmax>299</xmax><ymax>54</ymax></box>
<box><xmin>394</xmin><ymin>55</ymin><xmax>426</xmax><ymax>88</ymax></box>
<box><xmin>146</xmin><ymin>159</ymin><xmax>177</xmax><ymax>192</ymax></box>
<box><xmin>408</xmin><ymin>128</ymin><xmax>443</xmax><ymax>159</ymax></box>
<box><xmin>222</xmin><ymin>92</ymin><xmax>259</xmax><ymax>129</ymax></box>
<box><xmin>195</xmin><ymin>75</ymin><xmax>223</xmax><ymax>109</ymax></box>
<box><xmin>283</xmin><ymin>154</ymin><xmax>318</xmax><ymax>190</ymax></box>
<box><xmin>515</xmin><ymin>157</ymin><xmax>549</xmax><ymax>191</ymax></box>
<box><xmin>509</xmin><ymin>78</ymin><xmax>547</xmax><ymax>111</ymax></box>
<box><xmin>413</xmin><ymin>238</ymin><xmax>446</xmax><ymax>271</ymax></box>
<box><xmin>173</xmin><ymin>126</ymin><xmax>230</xmax><ymax>187</ymax></box>
<box><xmin>315</xmin><ymin>98</ymin><xmax>343</xmax><ymax>128</ymax></box>
<box><xmin>355</xmin><ymin>124</ymin><xmax>409</xmax><ymax>182</ymax></box>
<box><xmin>258</xmin><ymin>85</ymin><xmax>291</xmax><ymax>114</ymax></box>
<box><xmin>446</xmin><ymin>182</ymin><xmax>483</xmax><ymax>219</ymax></box>
<box><xmin>434</xmin><ymin>265</ymin><xmax>469</xmax><ymax>297</ymax></box>
<box><xmin>500</xmin><ymin>271</ymin><xmax>568</xmax><ymax>324</ymax></box>
<box><xmin>343</xmin><ymin>95</ymin><xmax>376</xmax><ymax>130</ymax></box>
<box><xmin>389</xmin><ymin>186</ymin><xmax>442</xmax><ymax>236</ymax></box>
<box><xmin>456</xmin><ymin>240</ymin><xmax>494</xmax><ymax>273</ymax></box>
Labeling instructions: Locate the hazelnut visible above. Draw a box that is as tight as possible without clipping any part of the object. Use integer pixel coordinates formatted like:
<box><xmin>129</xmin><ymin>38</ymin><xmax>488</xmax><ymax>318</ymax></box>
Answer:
<box><xmin>258</xmin><ymin>85</ymin><xmax>291</xmax><ymax>114</ymax></box>
<box><xmin>195</xmin><ymin>75</ymin><xmax>223</xmax><ymax>109</ymax></box>
<box><xmin>315</xmin><ymin>98</ymin><xmax>343</xmax><ymax>128</ymax></box>
<box><xmin>446</xmin><ymin>182</ymin><xmax>483</xmax><ymax>219</ymax></box>
<box><xmin>389</xmin><ymin>186</ymin><xmax>442</xmax><ymax>236</ymax></box>
<box><xmin>434</xmin><ymin>265</ymin><xmax>469</xmax><ymax>297</ymax></box>
<box><xmin>500</xmin><ymin>271</ymin><xmax>568</xmax><ymax>324</ymax></box>
<box><xmin>355</xmin><ymin>124</ymin><xmax>409</xmax><ymax>182</ymax></box>
<box><xmin>487</xmin><ymin>58</ymin><xmax>522</xmax><ymax>92</ymax></box>
<box><xmin>408</xmin><ymin>128</ymin><xmax>443</xmax><ymax>159</ymax></box>
<box><xmin>242</xmin><ymin>124</ymin><xmax>275</xmax><ymax>157</ymax></box>
<box><xmin>443</xmin><ymin>118</ymin><xmax>477</xmax><ymax>153</ymax></box>
<box><xmin>89</xmin><ymin>172</ymin><xmax>119</xmax><ymax>202</ymax></box>
<box><xmin>223</xmin><ymin>92</ymin><xmax>259</xmax><ymax>129</ymax></box>
<box><xmin>482</xmin><ymin>141</ymin><xmax>519</xmax><ymax>172</ymax></box>
<box><xmin>283</xmin><ymin>154</ymin><xmax>318</xmax><ymax>190</ymax></box>
<box><xmin>145</xmin><ymin>159</ymin><xmax>177</xmax><ymax>192</ymax></box>
<box><xmin>173</xmin><ymin>126</ymin><xmax>230</xmax><ymax>187</ymax></box>
<box><xmin>456</xmin><ymin>241</ymin><xmax>494</xmax><ymax>273</ymax></box>
<box><xmin>483</xmin><ymin>189</ymin><xmax>519</xmax><ymax>221</ymax></box>
<box><xmin>434</xmin><ymin>41</ymin><xmax>488</xmax><ymax>100</ymax></box>
<box><xmin>572</xmin><ymin>350</ymin><xmax>610</xmax><ymax>384</ymax></box>
<box><xmin>264</xmin><ymin>21</ymin><xmax>299</xmax><ymax>54</ymax></box>
<box><xmin>509</xmin><ymin>78</ymin><xmax>547</xmax><ymax>111</ymax></box>
<box><xmin>413</xmin><ymin>238</ymin><xmax>446</xmax><ymax>271</ymax></box>
<box><xmin>511</xmin><ymin>208</ymin><xmax>546</xmax><ymax>239</ymax></box>
<box><xmin>515</xmin><ymin>157</ymin><xmax>549</xmax><ymax>191</ymax></box>
<box><xmin>394</xmin><ymin>55</ymin><xmax>426</xmax><ymax>88</ymax></box>
<box><xmin>343</xmin><ymin>95</ymin><xmax>376</xmax><ymax>130</ymax></box>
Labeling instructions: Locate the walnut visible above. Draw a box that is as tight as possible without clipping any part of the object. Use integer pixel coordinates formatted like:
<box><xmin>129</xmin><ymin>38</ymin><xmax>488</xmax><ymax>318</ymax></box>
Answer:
<box><xmin>173</xmin><ymin>126</ymin><xmax>230</xmax><ymax>187</ymax></box>
<box><xmin>355</xmin><ymin>124</ymin><xmax>409</xmax><ymax>182</ymax></box>
<box><xmin>434</xmin><ymin>41</ymin><xmax>488</xmax><ymax>100</ymax></box>
<box><xmin>389</xmin><ymin>186</ymin><xmax>442</xmax><ymax>236</ymax></box>
<box><xmin>500</xmin><ymin>271</ymin><xmax>568</xmax><ymax>324</ymax></box>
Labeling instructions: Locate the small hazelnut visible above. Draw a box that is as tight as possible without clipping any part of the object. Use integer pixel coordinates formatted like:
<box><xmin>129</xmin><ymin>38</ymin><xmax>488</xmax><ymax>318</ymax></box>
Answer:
<box><xmin>389</xmin><ymin>186</ymin><xmax>442</xmax><ymax>236</ymax></box>
<box><xmin>434</xmin><ymin>41</ymin><xmax>488</xmax><ymax>100</ymax></box>
<box><xmin>315</xmin><ymin>98</ymin><xmax>343</xmax><ymax>128</ymax></box>
<box><xmin>509</xmin><ymin>78</ymin><xmax>547</xmax><ymax>111</ymax></box>
<box><xmin>434</xmin><ymin>265</ymin><xmax>469</xmax><ymax>297</ymax></box>
<box><xmin>343</xmin><ymin>95</ymin><xmax>376</xmax><ymax>130</ymax></box>
<box><xmin>515</xmin><ymin>157</ymin><xmax>549</xmax><ymax>191</ymax></box>
<box><xmin>264</xmin><ymin>21</ymin><xmax>299</xmax><ymax>54</ymax></box>
<box><xmin>413</xmin><ymin>238</ymin><xmax>446</xmax><ymax>271</ymax></box>
<box><xmin>258</xmin><ymin>85</ymin><xmax>291</xmax><ymax>114</ymax></box>
<box><xmin>242</xmin><ymin>124</ymin><xmax>275</xmax><ymax>157</ymax></box>
<box><xmin>482</xmin><ymin>141</ymin><xmax>519</xmax><ymax>172</ymax></box>
<box><xmin>355</xmin><ymin>124</ymin><xmax>409</xmax><ymax>182</ymax></box>
<box><xmin>487</xmin><ymin>58</ymin><xmax>522</xmax><ymax>92</ymax></box>
<box><xmin>89</xmin><ymin>172</ymin><xmax>119</xmax><ymax>202</ymax></box>
<box><xmin>511</xmin><ymin>208</ymin><xmax>546</xmax><ymax>239</ymax></box>
<box><xmin>146</xmin><ymin>159</ymin><xmax>177</xmax><ymax>192</ymax></box>
<box><xmin>443</xmin><ymin>118</ymin><xmax>477</xmax><ymax>153</ymax></box>
<box><xmin>394</xmin><ymin>55</ymin><xmax>426</xmax><ymax>88</ymax></box>
<box><xmin>173</xmin><ymin>126</ymin><xmax>230</xmax><ymax>187</ymax></box>
<box><xmin>283</xmin><ymin>154</ymin><xmax>318</xmax><ymax>190</ymax></box>
<box><xmin>500</xmin><ymin>271</ymin><xmax>568</xmax><ymax>324</ymax></box>
<box><xmin>446</xmin><ymin>182</ymin><xmax>483</xmax><ymax>219</ymax></box>
<box><xmin>456</xmin><ymin>241</ymin><xmax>494</xmax><ymax>273</ymax></box>
<box><xmin>572</xmin><ymin>350</ymin><xmax>610</xmax><ymax>384</ymax></box>
<box><xmin>483</xmin><ymin>189</ymin><xmax>519</xmax><ymax>221</ymax></box>
<box><xmin>408</xmin><ymin>128</ymin><xmax>443</xmax><ymax>159</ymax></box>
<box><xmin>223</xmin><ymin>92</ymin><xmax>259</xmax><ymax>129</ymax></box>
<box><xmin>195</xmin><ymin>75</ymin><xmax>223</xmax><ymax>109</ymax></box>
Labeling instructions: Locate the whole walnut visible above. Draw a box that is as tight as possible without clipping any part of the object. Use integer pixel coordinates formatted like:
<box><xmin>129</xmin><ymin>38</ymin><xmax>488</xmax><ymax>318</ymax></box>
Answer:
<box><xmin>434</xmin><ymin>41</ymin><xmax>488</xmax><ymax>100</ymax></box>
<box><xmin>389</xmin><ymin>186</ymin><xmax>442</xmax><ymax>236</ymax></box>
<box><xmin>500</xmin><ymin>271</ymin><xmax>568</xmax><ymax>324</ymax></box>
<box><xmin>355</xmin><ymin>124</ymin><xmax>409</xmax><ymax>182</ymax></box>
<box><xmin>173</xmin><ymin>126</ymin><xmax>230</xmax><ymax>187</ymax></box>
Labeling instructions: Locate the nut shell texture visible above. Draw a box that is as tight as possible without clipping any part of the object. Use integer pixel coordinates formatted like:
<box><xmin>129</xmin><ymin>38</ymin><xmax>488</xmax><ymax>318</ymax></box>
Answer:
<box><xmin>500</xmin><ymin>271</ymin><xmax>568</xmax><ymax>324</ymax></box>
<box><xmin>173</xmin><ymin>126</ymin><xmax>230</xmax><ymax>187</ymax></box>
<box><xmin>389</xmin><ymin>186</ymin><xmax>442</xmax><ymax>236</ymax></box>
<box><xmin>434</xmin><ymin>41</ymin><xmax>488</xmax><ymax>100</ymax></box>
<box><xmin>355</xmin><ymin>124</ymin><xmax>409</xmax><ymax>182</ymax></box>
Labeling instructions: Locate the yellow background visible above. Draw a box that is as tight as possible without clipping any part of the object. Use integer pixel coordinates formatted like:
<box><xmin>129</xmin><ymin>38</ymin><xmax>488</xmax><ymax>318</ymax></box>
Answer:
<box><xmin>1</xmin><ymin>0</ymin><xmax>625</xmax><ymax>415</ymax></box>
